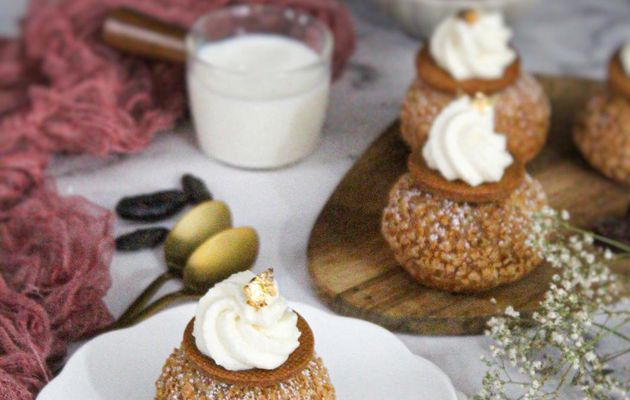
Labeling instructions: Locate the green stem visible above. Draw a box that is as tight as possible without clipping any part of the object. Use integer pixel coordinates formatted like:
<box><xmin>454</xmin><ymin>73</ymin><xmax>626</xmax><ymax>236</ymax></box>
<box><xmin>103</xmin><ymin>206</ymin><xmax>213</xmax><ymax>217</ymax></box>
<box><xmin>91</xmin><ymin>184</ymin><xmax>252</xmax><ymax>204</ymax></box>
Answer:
<box><xmin>593</xmin><ymin>322</ymin><xmax>630</xmax><ymax>343</ymax></box>
<box><xmin>555</xmin><ymin>364</ymin><xmax>573</xmax><ymax>392</ymax></box>
<box><xmin>115</xmin><ymin>271</ymin><xmax>177</xmax><ymax>326</ymax></box>
<box><xmin>586</xmin><ymin>316</ymin><xmax>612</xmax><ymax>347</ymax></box>
<box><xmin>604</xmin><ymin>347</ymin><xmax>630</xmax><ymax>362</ymax></box>
<box><xmin>117</xmin><ymin>289</ymin><xmax>200</xmax><ymax>328</ymax></box>
<box><xmin>559</xmin><ymin>222</ymin><xmax>630</xmax><ymax>253</ymax></box>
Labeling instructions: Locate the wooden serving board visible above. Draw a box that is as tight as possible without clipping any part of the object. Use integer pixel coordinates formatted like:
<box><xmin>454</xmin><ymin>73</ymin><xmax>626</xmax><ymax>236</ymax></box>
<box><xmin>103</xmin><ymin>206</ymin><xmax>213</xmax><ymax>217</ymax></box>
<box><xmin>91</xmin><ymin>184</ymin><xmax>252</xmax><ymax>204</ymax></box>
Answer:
<box><xmin>308</xmin><ymin>75</ymin><xmax>630</xmax><ymax>336</ymax></box>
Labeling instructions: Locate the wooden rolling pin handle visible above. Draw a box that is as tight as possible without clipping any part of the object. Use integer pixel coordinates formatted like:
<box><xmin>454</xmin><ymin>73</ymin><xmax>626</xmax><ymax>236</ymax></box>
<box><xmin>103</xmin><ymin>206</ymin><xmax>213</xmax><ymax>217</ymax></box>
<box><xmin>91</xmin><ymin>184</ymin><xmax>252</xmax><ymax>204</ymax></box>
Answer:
<box><xmin>102</xmin><ymin>8</ymin><xmax>187</xmax><ymax>63</ymax></box>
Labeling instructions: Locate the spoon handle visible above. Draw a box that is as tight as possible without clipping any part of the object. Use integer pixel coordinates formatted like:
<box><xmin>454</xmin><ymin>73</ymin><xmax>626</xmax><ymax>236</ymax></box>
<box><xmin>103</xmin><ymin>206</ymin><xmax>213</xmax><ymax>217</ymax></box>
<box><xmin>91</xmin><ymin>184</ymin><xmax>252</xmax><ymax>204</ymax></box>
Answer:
<box><xmin>115</xmin><ymin>271</ymin><xmax>178</xmax><ymax>326</ymax></box>
<box><xmin>102</xmin><ymin>8</ymin><xmax>187</xmax><ymax>63</ymax></box>
<box><xmin>118</xmin><ymin>290</ymin><xmax>200</xmax><ymax>328</ymax></box>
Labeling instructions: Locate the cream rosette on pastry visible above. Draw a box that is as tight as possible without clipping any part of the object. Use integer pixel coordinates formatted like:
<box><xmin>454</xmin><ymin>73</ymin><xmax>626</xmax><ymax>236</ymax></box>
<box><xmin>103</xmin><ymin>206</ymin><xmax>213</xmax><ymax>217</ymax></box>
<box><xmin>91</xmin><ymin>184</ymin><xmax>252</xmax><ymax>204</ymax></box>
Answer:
<box><xmin>422</xmin><ymin>94</ymin><xmax>514</xmax><ymax>187</ymax></box>
<box><xmin>430</xmin><ymin>10</ymin><xmax>517</xmax><ymax>80</ymax></box>
<box><xmin>193</xmin><ymin>270</ymin><xmax>300</xmax><ymax>371</ymax></box>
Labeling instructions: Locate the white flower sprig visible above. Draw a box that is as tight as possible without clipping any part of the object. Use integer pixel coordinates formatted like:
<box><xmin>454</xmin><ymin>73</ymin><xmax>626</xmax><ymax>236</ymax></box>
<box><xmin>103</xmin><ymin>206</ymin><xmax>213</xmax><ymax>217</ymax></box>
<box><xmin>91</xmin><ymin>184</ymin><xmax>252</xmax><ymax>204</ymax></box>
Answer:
<box><xmin>475</xmin><ymin>206</ymin><xmax>630</xmax><ymax>400</ymax></box>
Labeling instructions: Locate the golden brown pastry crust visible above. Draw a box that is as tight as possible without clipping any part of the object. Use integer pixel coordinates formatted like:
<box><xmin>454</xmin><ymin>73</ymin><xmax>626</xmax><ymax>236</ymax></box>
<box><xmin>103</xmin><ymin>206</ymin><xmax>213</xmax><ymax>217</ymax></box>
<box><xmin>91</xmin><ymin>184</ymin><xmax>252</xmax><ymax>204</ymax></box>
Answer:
<box><xmin>382</xmin><ymin>174</ymin><xmax>547</xmax><ymax>293</ymax></box>
<box><xmin>155</xmin><ymin>316</ymin><xmax>335</xmax><ymax>399</ymax></box>
<box><xmin>155</xmin><ymin>349</ymin><xmax>335</xmax><ymax>400</ymax></box>
<box><xmin>574</xmin><ymin>93</ymin><xmax>630</xmax><ymax>185</ymax></box>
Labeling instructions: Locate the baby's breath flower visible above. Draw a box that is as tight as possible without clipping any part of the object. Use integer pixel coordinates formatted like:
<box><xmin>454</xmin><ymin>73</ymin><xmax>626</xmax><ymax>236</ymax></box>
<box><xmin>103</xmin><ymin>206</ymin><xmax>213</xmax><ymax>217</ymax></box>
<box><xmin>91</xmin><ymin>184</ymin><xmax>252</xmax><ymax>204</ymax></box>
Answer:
<box><xmin>504</xmin><ymin>306</ymin><xmax>520</xmax><ymax>318</ymax></box>
<box><xmin>604</xmin><ymin>248</ymin><xmax>614</xmax><ymax>260</ymax></box>
<box><xmin>474</xmin><ymin>208</ymin><xmax>630</xmax><ymax>400</ymax></box>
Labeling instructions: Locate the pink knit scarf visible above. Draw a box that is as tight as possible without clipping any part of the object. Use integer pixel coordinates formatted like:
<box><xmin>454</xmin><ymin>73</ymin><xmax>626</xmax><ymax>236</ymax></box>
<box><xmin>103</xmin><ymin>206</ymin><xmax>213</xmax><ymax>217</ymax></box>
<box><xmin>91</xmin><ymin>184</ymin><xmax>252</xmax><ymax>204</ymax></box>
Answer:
<box><xmin>0</xmin><ymin>0</ymin><xmax>354</xmax><ymax>398</ymax></box>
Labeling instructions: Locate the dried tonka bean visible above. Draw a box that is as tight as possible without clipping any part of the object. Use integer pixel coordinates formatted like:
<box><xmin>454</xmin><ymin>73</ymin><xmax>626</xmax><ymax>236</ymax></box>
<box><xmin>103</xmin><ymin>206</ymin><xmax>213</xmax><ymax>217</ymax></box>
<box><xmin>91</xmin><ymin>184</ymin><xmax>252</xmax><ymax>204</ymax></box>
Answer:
<box><xmin>116</xmin><ymin>227</ymin><xmax>170</xmax><ymax>251</ymax></box>
<box><xmin>116</xmin><ymin>190</ymin><xmax>189</xmax><ymax>222</ymax></box>
<box><xmin>182</xmin><ymin>174</ymin><xmax>213</xmax><ymax>204</ymax></box>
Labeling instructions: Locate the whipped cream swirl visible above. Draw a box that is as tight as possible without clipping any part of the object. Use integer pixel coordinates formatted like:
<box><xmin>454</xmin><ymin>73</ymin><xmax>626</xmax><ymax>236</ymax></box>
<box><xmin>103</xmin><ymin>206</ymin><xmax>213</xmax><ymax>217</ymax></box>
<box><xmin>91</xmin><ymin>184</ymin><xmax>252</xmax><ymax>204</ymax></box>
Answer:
<box><xmin>193</xmin><ymin>271</ymin><xmax>300</xmax><ymax>371</ymax></box>
<box><xmin>422</xmin><ymin>95</ymin><xmax>513</xmax><ymax>187</ymax></box>
<box><xmin>621</xmin><ymin>42</ymin><xmax>630</xmax><ymax>76</ymax></box>
<box><xmin>430</xmin><ymin>10</ymin><xmax>517</xmax><ymax>80</ymax></box>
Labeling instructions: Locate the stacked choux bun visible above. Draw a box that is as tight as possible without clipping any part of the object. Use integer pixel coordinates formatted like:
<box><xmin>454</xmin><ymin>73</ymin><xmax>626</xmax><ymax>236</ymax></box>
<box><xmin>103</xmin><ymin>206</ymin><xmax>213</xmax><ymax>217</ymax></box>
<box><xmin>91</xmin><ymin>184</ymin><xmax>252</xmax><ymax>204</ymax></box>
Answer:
<box><xmin>401</xmin><ymin>9</ymin><xmax>551</xmax><ymax>163</ymax></box>
<box><xmin>574</xmin><ymin>43</ymin><xmax>630</xmax><ymax>185</ymax></box>
<box><xmin>384</xmin><ymin>87</ymin><xmax>548</xmax><ymax>293</ymax></box>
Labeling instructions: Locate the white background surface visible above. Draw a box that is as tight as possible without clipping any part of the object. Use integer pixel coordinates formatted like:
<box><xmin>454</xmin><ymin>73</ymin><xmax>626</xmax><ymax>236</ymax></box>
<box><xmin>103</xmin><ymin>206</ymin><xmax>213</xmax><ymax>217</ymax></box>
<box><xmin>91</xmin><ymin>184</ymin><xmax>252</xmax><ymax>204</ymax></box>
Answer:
<box><xmin>2</xmin><ymin>0</ymin><xmax>630</xmax><ymax>397</ymax></box>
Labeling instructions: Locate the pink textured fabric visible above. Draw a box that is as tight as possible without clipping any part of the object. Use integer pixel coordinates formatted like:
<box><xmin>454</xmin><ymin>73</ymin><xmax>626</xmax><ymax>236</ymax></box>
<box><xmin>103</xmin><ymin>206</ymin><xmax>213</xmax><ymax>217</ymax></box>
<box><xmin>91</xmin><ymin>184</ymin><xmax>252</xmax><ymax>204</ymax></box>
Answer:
<box><xmin>0</xmin><ymin>146</ymin><xmax>48</xmax><ymax>212</ymax></box>
<box><xmin>0</xmin><ymin>276</ymin><xmax>52</xmax><ymax>398</ymax></box>
<box><xmin>0</xmin><ymin>184</ymin><xmax>115</xmax><ymax>354</ymax></box>
<box><xmin>0</xmin><ymin>185</ymin><xmax>115</xmax><ymax>397</ymax></box>
<box><xmin>0</xmin><ymin>1</ymin><xmax>354</xmax><ymax>398</ymax></box>
<box><xmin>0</xmin><ymin>371</ymin><xmax>32</xmax><ymax>400</ymax></box>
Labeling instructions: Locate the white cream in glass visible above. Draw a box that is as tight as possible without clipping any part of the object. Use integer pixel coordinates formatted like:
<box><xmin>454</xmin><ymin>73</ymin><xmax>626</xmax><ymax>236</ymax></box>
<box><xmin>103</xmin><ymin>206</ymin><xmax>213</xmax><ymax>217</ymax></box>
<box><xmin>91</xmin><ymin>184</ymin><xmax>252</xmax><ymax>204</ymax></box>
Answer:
<box><xmin>186</xmin><ymin>5</ymin><xmax>333</xmax><ymax>169</ymax></box>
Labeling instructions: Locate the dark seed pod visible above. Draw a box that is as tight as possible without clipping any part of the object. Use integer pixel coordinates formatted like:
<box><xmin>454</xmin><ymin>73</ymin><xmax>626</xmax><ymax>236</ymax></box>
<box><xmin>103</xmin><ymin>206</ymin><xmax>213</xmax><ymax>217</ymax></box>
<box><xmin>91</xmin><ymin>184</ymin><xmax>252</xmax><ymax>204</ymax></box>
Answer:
<box><xmin>116</xmin><ymin>227</ymin><xmax>170</xmax><ymax>251</ymax></box>
<box><xmin>116</xmin><ymin>190</ymin><xmax>189</xmax><ymax>222</ymax></box>
<box><xmin>182</xmin><ymin>174</ymin><xmax>213</xmax><ymax>204</ymax></box>
<box><xmin>593</xmin><ymin>217</ymin><xmax>630</xmax><ymax>250</ymax></box>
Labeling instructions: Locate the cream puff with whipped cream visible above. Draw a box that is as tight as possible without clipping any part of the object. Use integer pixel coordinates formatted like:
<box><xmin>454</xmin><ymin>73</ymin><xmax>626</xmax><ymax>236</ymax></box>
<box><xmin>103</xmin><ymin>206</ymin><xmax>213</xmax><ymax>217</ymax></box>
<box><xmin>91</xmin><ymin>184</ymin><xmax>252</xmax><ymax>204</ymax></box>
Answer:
<box><xmin>155</xmin><ymin>269</ymin><xmax>336</xmax><ymax>399</ymax></box>
<box><xmin>401</xmin><ymin>9</ymin><xmax>550</xmax><ymax>163</ymax></box>
<box><xmin>574</xmin><ymin>42</ymin><xmax>630</xmax><ymax>185</ymax></box>
<box><xmin>384</xmin><ymin>94</ymin><xmax>548</xmax><ymax>293</ymax></box>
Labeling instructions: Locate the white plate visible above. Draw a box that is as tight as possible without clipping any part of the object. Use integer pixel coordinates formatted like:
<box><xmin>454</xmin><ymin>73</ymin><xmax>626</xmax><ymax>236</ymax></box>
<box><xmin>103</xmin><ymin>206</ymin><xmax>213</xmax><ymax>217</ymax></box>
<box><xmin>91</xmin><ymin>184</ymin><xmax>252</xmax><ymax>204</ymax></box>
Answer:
<box><xmin>38</xmin><ymin>302</ymin><xmax>458</xmax><ymax>400</ymax></box>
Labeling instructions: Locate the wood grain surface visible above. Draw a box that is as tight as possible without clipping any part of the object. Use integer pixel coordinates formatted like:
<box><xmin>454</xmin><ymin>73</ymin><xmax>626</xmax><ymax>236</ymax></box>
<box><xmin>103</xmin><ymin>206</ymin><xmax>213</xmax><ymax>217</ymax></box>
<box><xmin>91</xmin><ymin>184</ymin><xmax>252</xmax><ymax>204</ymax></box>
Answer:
<box><xmin>308</xmin><ymin>75</ymin><xmax>630</xmax><ymax>336</ymax></box>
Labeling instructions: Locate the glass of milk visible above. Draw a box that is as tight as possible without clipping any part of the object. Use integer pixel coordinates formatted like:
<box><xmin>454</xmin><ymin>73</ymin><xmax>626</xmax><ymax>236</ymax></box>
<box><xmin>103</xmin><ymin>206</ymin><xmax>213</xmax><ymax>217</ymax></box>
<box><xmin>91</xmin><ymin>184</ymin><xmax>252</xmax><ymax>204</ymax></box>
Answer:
<box><xmin>186</xmin><ymin>5</ymin><xmax>333</xmax><ymax>169</ymax></box>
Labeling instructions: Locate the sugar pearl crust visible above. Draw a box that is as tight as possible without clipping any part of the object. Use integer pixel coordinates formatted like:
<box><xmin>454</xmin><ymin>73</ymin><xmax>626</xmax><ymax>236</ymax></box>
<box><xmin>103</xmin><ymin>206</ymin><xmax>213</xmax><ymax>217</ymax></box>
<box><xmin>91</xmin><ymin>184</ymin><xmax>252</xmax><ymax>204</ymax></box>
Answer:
<box><xmin>573</xmin><ymin>94</ymin><xmax>630</xmax><ymax>185</ymax></box>
<box><xmin>155</xmin><ymin>348</ymin><xmax>336</xmax><ymax>400</ymax></box>
<box><xmin>400</xmin><ymin>74</ymin><xmax>551</xmax><ymax>163</ymax></box>
<box><xmin>381</xmin><ymin>174</ymin><xmax>548</xmax><ymax>293</ymax></box>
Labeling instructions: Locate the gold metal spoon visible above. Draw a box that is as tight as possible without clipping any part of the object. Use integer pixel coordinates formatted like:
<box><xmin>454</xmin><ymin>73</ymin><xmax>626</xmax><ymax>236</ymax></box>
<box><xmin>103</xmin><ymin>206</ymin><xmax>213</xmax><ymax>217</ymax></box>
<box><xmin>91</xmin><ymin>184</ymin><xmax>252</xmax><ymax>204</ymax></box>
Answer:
<box><xmin>114</xmin><ymin>226</ymin><xmax>259</xmax><ymax>328</ymax></box>
<box><xmin>115</xmin><ymin>201</ymin><xmax>232</xmax><ymax>325</ymax></box>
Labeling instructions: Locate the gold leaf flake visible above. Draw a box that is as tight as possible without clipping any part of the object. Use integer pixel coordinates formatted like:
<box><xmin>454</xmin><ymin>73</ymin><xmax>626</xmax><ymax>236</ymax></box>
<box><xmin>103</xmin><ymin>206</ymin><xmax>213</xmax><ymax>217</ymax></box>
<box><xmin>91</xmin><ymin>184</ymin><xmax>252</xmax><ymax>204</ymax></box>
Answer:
<box><xmin>471</xmin><ymin>92</ymin><xmax>497</xmax><ymax>113</ymax></box>
<box><xmin>244</xmin><ymin>269</ymin><xmax>278</xmax><ymax>310</ymax></box>
<box><xmin>458</xmin><ymin>9</ymin><xmax>480</xmax><ymax>25</ymax></box>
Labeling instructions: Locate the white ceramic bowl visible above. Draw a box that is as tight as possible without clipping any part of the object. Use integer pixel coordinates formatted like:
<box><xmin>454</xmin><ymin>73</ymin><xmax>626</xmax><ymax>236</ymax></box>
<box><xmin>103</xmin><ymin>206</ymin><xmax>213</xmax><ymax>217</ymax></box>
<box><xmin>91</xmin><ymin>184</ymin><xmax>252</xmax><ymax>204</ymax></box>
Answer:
<box><xmin>373</xmin><ymin>0</ymin><xmax>539</xmax><ymax>38</ymax></box>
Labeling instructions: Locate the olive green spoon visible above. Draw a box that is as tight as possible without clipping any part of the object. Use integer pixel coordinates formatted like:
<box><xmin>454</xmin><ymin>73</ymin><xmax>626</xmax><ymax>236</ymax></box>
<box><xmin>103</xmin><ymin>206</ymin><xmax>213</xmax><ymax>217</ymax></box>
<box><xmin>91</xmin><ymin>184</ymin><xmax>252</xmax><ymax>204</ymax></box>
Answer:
<box><xmin>115</xmin><ymin>200</ymin><xmax>231</xmax><ymax>325</ymax></box>
<box><xmin>113</xmin><ymin>200</ymin><xmax>247</xmax><ymax>328</ymax></box>
<box><xmin>113</xmin><ymin>226</ymin><xmax>260</xmax><ymax>328</ymax></box>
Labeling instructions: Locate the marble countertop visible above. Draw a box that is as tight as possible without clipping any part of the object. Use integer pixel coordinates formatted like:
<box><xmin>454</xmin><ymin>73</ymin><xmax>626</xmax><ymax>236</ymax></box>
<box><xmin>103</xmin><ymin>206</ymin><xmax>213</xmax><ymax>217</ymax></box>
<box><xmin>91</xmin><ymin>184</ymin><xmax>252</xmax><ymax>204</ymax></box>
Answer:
<box><xmin>3</xmin><ymin>0</ymin><xmax>630</xmax><ymax>397</ymax></box>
